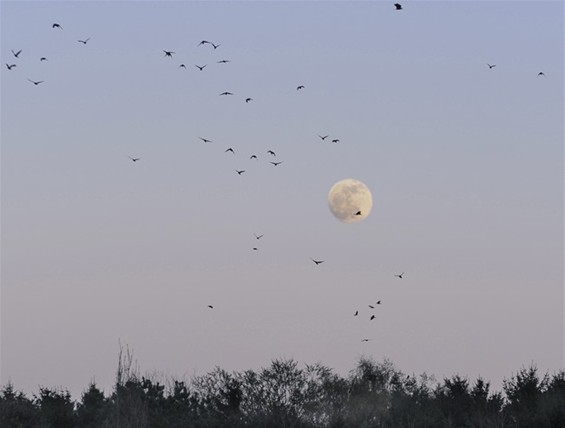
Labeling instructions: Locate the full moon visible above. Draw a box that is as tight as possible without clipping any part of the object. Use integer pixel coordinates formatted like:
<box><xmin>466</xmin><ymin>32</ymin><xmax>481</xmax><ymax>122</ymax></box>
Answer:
<box><xmin>327</xmin><ymin>178</ymin><xmax>373</xmax><ymax>223</ymax></box>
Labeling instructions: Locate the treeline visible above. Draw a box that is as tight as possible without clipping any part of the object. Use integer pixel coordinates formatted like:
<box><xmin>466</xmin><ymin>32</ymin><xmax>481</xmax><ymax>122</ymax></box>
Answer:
<box><xmin>1</xmin><ymin>352</ymin><xmax>564</xmax><ymax>428</ymax></box>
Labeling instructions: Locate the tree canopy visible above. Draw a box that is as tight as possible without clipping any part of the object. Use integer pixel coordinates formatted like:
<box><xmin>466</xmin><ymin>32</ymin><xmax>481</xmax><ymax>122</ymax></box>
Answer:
<box><xmin>1</xmin><ymin>357</ymin><xmax>564</xmax><ymax>427</ymax></box>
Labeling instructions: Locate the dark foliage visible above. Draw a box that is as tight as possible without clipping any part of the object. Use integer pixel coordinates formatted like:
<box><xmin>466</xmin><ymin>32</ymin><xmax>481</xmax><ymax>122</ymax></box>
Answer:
<box><xmin>1</xmin><ymin>359</ymin><xmax>564</xmax><ymax>427</ymax></box>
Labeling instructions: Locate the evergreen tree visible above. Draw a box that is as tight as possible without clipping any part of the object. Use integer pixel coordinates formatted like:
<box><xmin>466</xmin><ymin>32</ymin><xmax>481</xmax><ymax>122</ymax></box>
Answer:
<box><xmin>0</xmin><ymin>383</ymin><xmax>40</xmax><ymax>428</ymax></box>
<box><xmin>75</xmin><ymin>382</ymin><xmax>111</xmax><ymax>428</ymax></box>
<box><xmin>35</xmin><ymin>387</ymin><xmax>75</xmax><ymax>428</ymax></box>
<box><xmin>503</xmin><ymin>364</ymin><xmax>549</xmax><ymax>427</ymax></box>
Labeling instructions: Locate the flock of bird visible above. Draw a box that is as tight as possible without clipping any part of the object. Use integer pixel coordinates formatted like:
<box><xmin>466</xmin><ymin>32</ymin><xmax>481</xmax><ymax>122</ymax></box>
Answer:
<box><xmin>5</xmin><ymin>22</ymin><xmax>91</xmax><ymax>83</ymax></box>
<box><xmin>5</xmin><ymin>3</ymin><xmax>548</xmax><ymax>345</ymax></box>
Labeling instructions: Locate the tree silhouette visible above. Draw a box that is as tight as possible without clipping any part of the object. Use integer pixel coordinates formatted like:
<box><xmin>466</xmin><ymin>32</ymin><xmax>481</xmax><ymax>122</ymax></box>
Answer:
<box><xmin>111</xmin><ymin>344</ymin><xmax>149</xmax><ymax>428</ymax></box>
<box><xmin>503</xmin><ymin>364</ymin><xmax>549</xmax><ymax>427</ymax></box>
<box><xmin>540</xmin><ymin>370</ymin><xmax>565</xmax><ymax>427</ymax></box>
<box><xmin>75</xmin><ymin>382</ymin><xmax>111</xmax><ymax>427</ymax></box>
<box><xmin>35</xmin><ymin>387</ymin><xmax>74</xmax><ymax>428</ymax></box>
<box><xmin>1</xmin><ymin>357</ymin><xmax>565</xmax><ymax>427</ymax></box>
<box><xmin>0</xmin><ymin>383</ymin><xmax>40</xmax><ymax>427</ymax></box>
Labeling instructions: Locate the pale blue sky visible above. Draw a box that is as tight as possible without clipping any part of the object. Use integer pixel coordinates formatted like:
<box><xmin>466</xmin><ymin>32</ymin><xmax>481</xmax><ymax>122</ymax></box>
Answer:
<box><xmin>1</xmin><ymin>0</ymin><xmax>563</xmax><ymax>397</ymax></box>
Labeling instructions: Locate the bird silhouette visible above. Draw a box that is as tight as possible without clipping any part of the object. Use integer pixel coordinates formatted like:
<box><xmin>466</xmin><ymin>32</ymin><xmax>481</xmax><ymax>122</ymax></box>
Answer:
<box><xmin>361</xmin><ymin>339</ymin><xmax>371</xmax><ymax>342</ymax></box>
<box><xmin>245</xmin><ymin>98</ymin><xmax>253</xmax><ymax>103</ymax></box>
<box><xmin>207</xmin><ymin>305</ymin><xmax>214</xmax><ymax>309</ymax></box>
<box><xmin>331</xmin><ymin>139</ymin><xmax>340</xmax><ymax>143</ymax></box>
<box><xmin>179</xmin><ymin>64</ymin><xmax>186</xmax><ymax>69</ymax></box>
<box><xmin>236</xmin><ymin>170</ymin><xmax>246</xmax><ymax>175</ymax></box>
<box><xmin>217</xmin><ymin>60</ymin><xmax>230</xmax><ymax>64</ymax></box>
<box><xmin>354</xmin><ymin>211</ymin><xmax>362</xmax><ymax>216</ymax></box>
<box><xmin>487</xmin><ymin>64</ymin><xmax>496</xmax><ymax>69</ymax></box>
<box><xmin>129</xmin><ymin>156</ymin><xmax>140</xmax><ymax>162</ymax></box>
<box><xmin>394</xmin><ymin>3</ymin><xmax>402</xmax><ymax>10</ymax></box>
<box><xmin>270</xmin><ymin>161</ymin><xmax>283</xmax><ymax>166</ymax></box>
<box><xmin>225</xmin><ymin>148</ymin><xmax>235</xmax><ymax>154</ymax></box>
<box><xmin>27</xmin><ymin>79</ymin><xmax>44</xmax><ymax>85</ymax></box>
<box><xmin>376</xmin><ymin>300</ymin><xmax>382</xmax><ymax>305</ymax></box>
<box><xmin>199</xmin><ymin>137</ymin><xmax>212</xmax><ymax>143</ymax></box>
<box><xmin>52</xmin><ymin>23</ymin><xmax>62</xmax><ymax>29</ymax></box>
<box><xmin>254</xmin><ymin>234</ymin><xmax>264</xmax><ymax>240</ymax></box>
<box><xmin>368</xmin><ymin>305</ymin><xmax>375</xmax><ymax>309</ymax></box>
<box><xmin>538</xmin><ymin>72</ymin><xmax>546</xmax><ymax>77</ymax></box>
<box><xmin>395</xmin><ymin>272</ymin><xmax>404</xmax><ymax>279</ymax></box>
<box><xmin>198</xmin><ymin>40</ymin><xmax>210</xmax><ymax>46</ymax></box>
<box><xmin>250</xmin><ymin>154</ymin><xmax>258</xmax><ymax>160</ymax></box>
<box><xmin>318</xmin><ymin>135</ymin><xmax>329</xmax><ymax>140</ymax></box>
<box><xmin>163</xmin><ymin>50</ymin><xmax>175</xmax><ymax>58</ymax></box>
<box><xmin>11</xmin><ymin>49</ymin><xmax>22</xmax><ymax>58</ymax></box>
<box><xmin>311</xmin><ymin>258</ymin><xmax>324</xmax><ymax>265</ymax></box>
<box><xmin>211</xmin><ymin>42</ymin><xmax>221</xmax><ymax>49</ymax></box>
<box><xmin>6</xmin><ymin>64</ymin><xmax>16</xmax><ymax>70</ymax></box>
<box><xmin>296</xmin><ymin>85</ymin><xmax>305</xmax><ymax>90</ymax></box>
<box><xmin>195</xmin><ymin>64</ymin><xmax>207</xmax><ymax>71</ymax></box>
<box><xmin>252</xmin><ymin>247</ymin><xmax>258</xmax><ymax>251</ymax></box>
<box><xmin>370</xmin><ymin>315</ymin><xmax>376</xmax><ymax>320</ymax></box>
<box><xmin>77</xmin><ymin>38</ymin><xmax>90</xmax><ymax>44</ymax></box>
<box><xmin>219</xmin><ymin>91</ymin><xmax>233</xmax><ymax>96</ymax></box>
<box><xmin>354</xmin><ymin>311</ymin><xmax>359</xmax><ymax>316</ymax></box>
<box><xmin>40</xmin><ymin>57</ymin><xmax>48</xmax><ymax>62</ymax></box>
<box><xmin>267</xmin><ymin>150</ymin><xmax>276</xmax><ymax>156</ymax></box>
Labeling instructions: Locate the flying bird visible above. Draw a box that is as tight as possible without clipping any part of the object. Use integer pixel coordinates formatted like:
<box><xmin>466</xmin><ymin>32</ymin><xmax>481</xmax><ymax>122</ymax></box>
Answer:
<box><xmin>219</xmin><ymin>91</ymin><xmax>233</xmax><ymax>96</ymax></box>
<box><xmin>195</xmin><ymin>64</ymin><xmax>207</xmax><ymax>71</ymax></box>
<box><xmin>538</xmin><ymin>72</ymin><xmax>546</xmax><ymax>77</ymax></box>
<box><xmin>77</xmin><ymin>38</ymin><xmax>90</xmax><ymax>44</ymax></box>
<box><xmin>331</xmin><ymin>139</ymin><xmax>340</xmax><ymax>143</ymax></box>
<box><xmin>211</xmin><ymin>42</ymin><xmax>221</xmax><ymax>49</ymax></box>
<box><xmin>250</xmin><ymin>154</ymin><xmax>257</xmax><ymax>160</ymax></box>
<box><xmin>376</xmin><ymin>300</ymin><xmax>381</xmax><ymax>305</ymax></box>
<box><xmin>6</xmin><ymin>64</ymin><xmax>16</xmax><ymax>70</ymax></box>
<box><xmin>270</xmin><ymin>161</ymin><xmax>283</xmax><ymax>166</ymax></box>
<box><xmin>236</xmin><ymin>170</ymin><xmax>246</xmax><ymax>175</ymax></box>
<box><xmin>354</xmin><ymin>211</ymin><xmax>362</xmax><ymax>216</ymax></box>
<box><xmin>217</xmin><ymin>59</ymin><xmax>230</xmax><ymax>64</ymax></box>
<box><xmin>252</xmin><ymin>247</ymin><xmax>258</xmax><ymax>251</ymax></box>
<box><xmin>395</xmin><ymin>272</ymin><xmax>404</xmax><ymax>279</ymax></box>
<box><xmin>318</xmin><ymin>135</ymin><xmax>329</xmax><ymax>140</ymax></box>
<box><xmin>267</xmin><ymin>150</ymin><xmax>276</xmax><ymax>156</ymax></box>
<box><xmin>198</xmin><ymin>40</ymin><xmax>210</xmax><ymax>46</ymax></box>
<box><xmin>370</xmin><ymin>315</ymin><xmax>376</xmax><ymax>320</ymax></box>
<box><xmin>394</xmin><ymin>3</ymin><xmax>402</xmax><ymax>10</ymax></box>
<box><xmin>52</xmin><ymin>23</ymin><xmax>62</xmax><ymax>29</ymax></box>
<box><xmin>11</xmin><ymin>49</ymin><xmax>22</xmax><ymax>58</ymax></box>
<box><xmin>296</xmin><ymin>85</ymin><xmax>305</xmax><ymax>90</ymax></box>
<box><xmin>179</xmin><ymin>64</ymin><xmax>186</xmax><ymax>69</ymax></box>
<box><xmin>361</xmin><ymin>339</ymin><xmax>371</xmax><ymax>342</ymax></box>
<box><xmin>487</xmin><ymin>63</ymin><xmax>496</xmax><ymax>69</ymax></box>
<box><xmin>27</xmin><ymin>79</ymin><xmax>44</xmax><ymax>85</ymax></box>
<box><xmin>40</xmin><ymin>57</ymin><xmax>48</xmax><ymax>62</ymax></box>
<box><xmin>225</xmin><ymin>148</ymin><xmax>235</xmax><ymax>154</ymax></box>
<box><xmin>245</xmin><ymin>98</ymin><xmax>253</xmax><ymax>103</ymax></box>
<box><xmin>207</xmin><ymin>305</ymin><xmax>214</xmax><ymax>309</ymax></box>
<box><xmin>128</xmin><ymin>156</ymin><xmax>140</xmax><ymax>162</ymax></box>
<box><xmin>368</xmin><ymin>305</ymin><xmax>375</xmax><ymax>309</ymax></box>
<box><xmin>311</xmin><ymin>258</ymin><xmax>324</xmax><ymax>265</ymax></box>
<box><xmin>199</xmin><ymin>137</ymin><xmax>212</xmax><ymax>143</ymax></box>
<box><xmin>163</xmin><ymin>50</ymin><xmax>175</xmax><ymax>57</ymax></box>
<box><xmin>254</xmin><ymin>234</ymin><xmax>264</xmax><ymax>240</ymax></box>
<box><xmin>354</xmin><ymin>311</ymin><xmax>359</xmax><ymax>316</ymax></box>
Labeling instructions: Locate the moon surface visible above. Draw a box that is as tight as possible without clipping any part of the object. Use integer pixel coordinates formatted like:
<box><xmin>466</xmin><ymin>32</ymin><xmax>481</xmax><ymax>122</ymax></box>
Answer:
<box><xmin>327</xmin><ymin>179</ymin><xmax>373</xmax><ymax>223</ymax></box>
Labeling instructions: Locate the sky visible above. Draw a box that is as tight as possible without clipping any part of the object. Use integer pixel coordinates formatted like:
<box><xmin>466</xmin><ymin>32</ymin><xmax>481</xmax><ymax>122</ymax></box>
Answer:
<box><xmin>1</xmin><ymin>0</ymin><xmax>563</xmax><ymax>398</ymax></box>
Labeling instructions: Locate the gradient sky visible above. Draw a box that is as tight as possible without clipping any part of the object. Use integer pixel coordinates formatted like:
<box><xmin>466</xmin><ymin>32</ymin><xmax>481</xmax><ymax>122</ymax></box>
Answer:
<box><xmin>1</xmin><ymin>0</ymin><xmax>563</xmax><ymax>398</ymax></box>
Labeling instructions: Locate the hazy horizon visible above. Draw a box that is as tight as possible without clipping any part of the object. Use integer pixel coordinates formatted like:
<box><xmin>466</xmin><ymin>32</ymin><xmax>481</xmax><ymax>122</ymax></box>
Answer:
<box><xmin>1</xmin><ymin>0</ymin><xmax>563</xmax><ymax>399</ymax></box>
